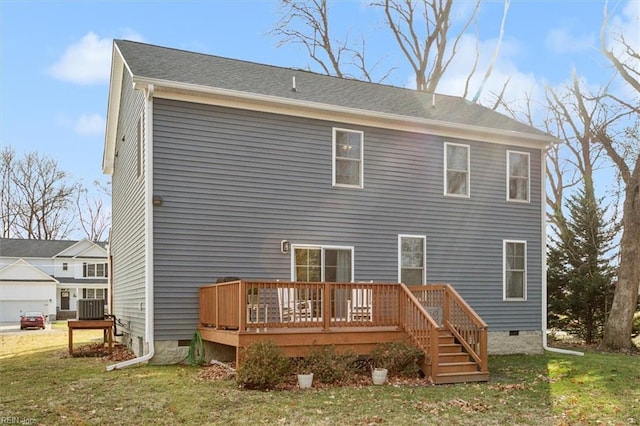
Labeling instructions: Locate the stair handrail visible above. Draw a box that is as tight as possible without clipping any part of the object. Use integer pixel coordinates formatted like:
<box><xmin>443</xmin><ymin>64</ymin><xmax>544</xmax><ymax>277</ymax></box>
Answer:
<box><xmin>398</xmin><ymin>283</ymin><xmax>441</xmax><ymax>379</ymax></box>
<box><xmin>442</xmin><ymin>284</ymin><xmax>488</xmax><ymax>373</ymax></box>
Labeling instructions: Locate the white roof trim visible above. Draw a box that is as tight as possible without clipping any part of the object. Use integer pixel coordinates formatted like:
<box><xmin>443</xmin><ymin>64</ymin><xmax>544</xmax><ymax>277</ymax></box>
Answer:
<box><xmin>54</xmin><ymin>239</ymin><xmax>106</xmax><ymax>258</ymax></box>
<box><xmin>103</xmin><ymin>56</ymin><xmax>557</xmax><ymax>173</ymax></box>
<box><xmin>135</xmin><ymin>76</ymin><xmax>556</xmax><ymax>148</ymax></box>
<box><xmin>0</xmin><ymin>259</ymin><xmax>59</xmax><ymax>283</ymax></box>
<box><xmin>103</xmin><ymin>43</ymin><xmax>127</xmax><ymax>175</ymax></box>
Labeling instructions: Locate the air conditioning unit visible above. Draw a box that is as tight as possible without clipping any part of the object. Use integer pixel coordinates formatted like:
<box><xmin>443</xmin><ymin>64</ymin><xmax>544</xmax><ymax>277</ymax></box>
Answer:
<box><xmin>78</xmin><ymin>299</ymin><xmax>105</xmax><ymax>320</ymax></box>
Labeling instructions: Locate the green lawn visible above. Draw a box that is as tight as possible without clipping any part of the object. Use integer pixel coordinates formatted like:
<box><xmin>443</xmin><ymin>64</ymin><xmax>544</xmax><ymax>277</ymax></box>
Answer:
<box><xmin>1</xmin><ymin>323</ymin><xmax>638</xmax><ymax>425</ymax></box>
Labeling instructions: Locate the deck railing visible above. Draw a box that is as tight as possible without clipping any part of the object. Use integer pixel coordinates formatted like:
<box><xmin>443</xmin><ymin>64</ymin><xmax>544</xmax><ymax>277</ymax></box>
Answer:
<box><xmin>199</xmin><ymin>280</ymin><xmax>402</xmax><ymax>330</ymax></box>
<box><xmin>408</xmin><ymin>284</ymin><xmax>488</xmax><ymax>374</ymax></box>
<box><xmin>199</xmin><ymin>280</ymin><xmax>487</xmax><ymax>375</ymax></box>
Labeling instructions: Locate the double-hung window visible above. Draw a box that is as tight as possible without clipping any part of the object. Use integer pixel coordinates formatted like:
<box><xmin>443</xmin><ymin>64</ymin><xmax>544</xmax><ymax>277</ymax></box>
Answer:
<box><xmin>333</xmin><ymin>128</ymin><xmax>363</xmax><ymax>188</ymax></box>
<box><xmin>293</xmin><ymin>246</ymin><xmax>353</xmax><ymax>282</ymax></box>
<box><xmin>444</xmin><ymin>142</ymin><xmax>470</xmax><ymax>197</ymax></box>
<box><xmin>83</xmin><ymin>262</ymin><xmax>109</xmax><ymax>278</ymax></box>
<box><xmin>83</xmin><ymin>288</ymin><xmax>107</xmax><ymax>300</ymax></box>
<box><xmin>507</xmin><ymin>151</ymin><xmax>530</xmax><ymax>202</ymax></box>
<box><xmin>398</xmin><ymin>235</ymin><xmax>426</xmax><ymax>285</ymax></box>
<box><xmin>503</xmin><ymin>240</ymin><xmax>527</xmax><ymax>300</ymax></box>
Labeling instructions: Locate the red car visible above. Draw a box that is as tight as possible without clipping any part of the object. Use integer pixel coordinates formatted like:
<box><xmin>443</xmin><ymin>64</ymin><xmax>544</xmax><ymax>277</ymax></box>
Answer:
<box><xmin>20</xmin><ymin>311</ymin><xmax>47</xmax><ymax>330</ymax></box>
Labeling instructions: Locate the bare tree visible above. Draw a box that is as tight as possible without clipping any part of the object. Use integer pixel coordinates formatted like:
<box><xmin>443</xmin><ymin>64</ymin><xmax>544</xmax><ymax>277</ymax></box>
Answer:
<box><xmin>546</xmin><ymin>75</ymin><xmax>612</xmax><ymax>216</ymax></box>
<box><xmin>0</xmin><ymin>147</ymin><xmax>18</xmax><ymax>237</ymax></box>
<box><xmin>272</xmin><ymin>0</ymin><xmax>509</xmax><ymax>99</ymax></box>
<box><xmin>596</xmin><ymin>2</ymin><xmax>640</xmax><ymax>350</ymax></box>
<box><xmin>272</xmin><ymin>0</ymin><xmax>394</xmax><ymax>82</ymax></box>
<box><xmin>375</xmin><ymin>0</ymin><xmax>480</xmax><ymax>93</ymax></box>
<box><xmin>77</xmin><ymin>180</ymin><xmax>111</xmax><ymax>242</ymax></box>
<box><xmin>1</xmin><ymin>148</ymin><xmax>78</xmax><ymax>240</ymax></box>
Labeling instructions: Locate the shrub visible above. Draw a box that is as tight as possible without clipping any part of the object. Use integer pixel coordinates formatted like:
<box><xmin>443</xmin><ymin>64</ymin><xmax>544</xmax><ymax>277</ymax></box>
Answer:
<box><xmin>369</xmin><ymin>341</ymin><xmax>424</xmax><ymax>377</ymax></box>
<box><xmin>236</xmin><ymin>340</ymin><xmax>290</xmax><ymax>390</ymax></box>
<box><xmin>295</xmin><ymin>346</ymin><xmax>358</xmax><ymax>384</ymax></box>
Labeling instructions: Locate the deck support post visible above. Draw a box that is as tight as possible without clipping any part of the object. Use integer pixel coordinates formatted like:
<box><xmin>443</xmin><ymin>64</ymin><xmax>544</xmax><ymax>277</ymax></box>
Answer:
<box><xmin>322</xmin><ymin>282</ymin><xmax>331</xmax><ymax>331</ymax></box>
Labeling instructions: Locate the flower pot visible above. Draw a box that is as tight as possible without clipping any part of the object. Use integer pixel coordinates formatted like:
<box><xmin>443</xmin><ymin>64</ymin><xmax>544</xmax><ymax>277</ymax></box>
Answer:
<box><xmin>372</xmin><ymin>368</ymin><xmax>388</xmax><ymax>385</ymax></box>
<box><xmin>297</xmin><ymin>373</ymin><xmax>313</xmax><ymax>389</ymax></box>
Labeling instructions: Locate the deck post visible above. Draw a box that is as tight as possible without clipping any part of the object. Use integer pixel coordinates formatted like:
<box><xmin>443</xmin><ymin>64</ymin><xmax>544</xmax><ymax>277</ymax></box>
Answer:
<box><xmin>239</xmin><ymin>281</ymin><xmax>247</xmax><ymax>331</ymax></box>
<box><xmin>322</xmin><ymin>282</ymin><xmax>330</xmax><ymax>331</ymax></box>
<box><xmin>215</xmin><ymin>285</ymin><xmax>219</xmax><ymax>330</ymax></box>
<box><xmin>480</xmin><ymin>326</ymin><xmax>488</xmax><ymax>373</ymax></box>
<box><xmin>442</xmin><ymin>288</ymin><xmax>450</xmax><ymax>327</ymax></box>
<box><xmin>429</xmin><ymin>325</ymin><xmax>439</xmax><ymax>378</ymax></box>
<box><xmin>398</xmin><ymin>286</ymin><xmax>405</xmax><ymax>331</ymax></box>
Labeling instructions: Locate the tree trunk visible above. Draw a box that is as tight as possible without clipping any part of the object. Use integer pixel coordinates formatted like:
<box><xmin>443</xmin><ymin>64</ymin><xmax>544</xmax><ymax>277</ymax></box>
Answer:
<box><xmin>600</xmin><ymin>173</ymin><xmax>640</xmax><ymax>349</ymax></box>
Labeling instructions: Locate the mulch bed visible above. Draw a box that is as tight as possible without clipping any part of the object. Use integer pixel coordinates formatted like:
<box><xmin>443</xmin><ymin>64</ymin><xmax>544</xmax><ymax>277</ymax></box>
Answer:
<box><xmin>196</xmin><ymin>363</ymin><xmax>433</xmax><ymax>389</ymax></box>
<box><xmin>65</xmin><ymin>343</ymin><xmax>136</xmax><ymax>362</ymax></box>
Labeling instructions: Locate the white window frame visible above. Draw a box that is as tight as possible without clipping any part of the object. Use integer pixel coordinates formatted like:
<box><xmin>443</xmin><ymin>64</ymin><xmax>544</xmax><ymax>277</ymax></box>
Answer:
<box><xmin>290</xmin><ymin>244</ymin><xmax>355</xmax><ymax>282</ymax></box>
<box><xmin>503</xmin><ymin>240</ymin><xmax>527</xmax><ymax>301</ymax></box>
<box><xmin>83</xmin><ymin>288</ymin><xmax>106</xmax><ymax>300</ymax></box>
<box><xmin>398</xmin><ymin>235</ymin><xmax>427</xmax><ymax>285</ymax></box>
<box><xmin>83</xmin><ymin>262</ymin><xmax>109</xmax><ymax>278</ymax></box>
<box><xmin>507</xmin><ymin>150</ymin><xmax>530</xmax><ymax>202</ymax></box>
<box><xmin>332</xmin><ymin>128</ymin><xmax>364</xmax><ymax>189</ymax></box>
<box><xmin>444</xmin><ymin>142</ymin><xmax>470</xmax><ymax>197</ymax></box>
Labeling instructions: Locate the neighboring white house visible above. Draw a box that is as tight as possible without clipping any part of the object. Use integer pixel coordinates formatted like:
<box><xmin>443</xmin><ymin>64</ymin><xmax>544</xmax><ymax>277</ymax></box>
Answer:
<box><xmin>0</xmin><ymin>238</ymin><xmax>109</xmax><ymax>322</ymax></box>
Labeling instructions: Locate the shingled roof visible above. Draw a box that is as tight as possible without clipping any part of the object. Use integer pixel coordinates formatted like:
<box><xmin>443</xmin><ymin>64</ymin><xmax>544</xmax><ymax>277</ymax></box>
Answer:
<box><xmin>0</xmin><ymin>238</ymin><xmax>106</xmax><ymax>258</ymax></box>
<box><xmin>113</xmin><ymin>39</ymin><xmax>550</xmax><ymax>138</ymax></box>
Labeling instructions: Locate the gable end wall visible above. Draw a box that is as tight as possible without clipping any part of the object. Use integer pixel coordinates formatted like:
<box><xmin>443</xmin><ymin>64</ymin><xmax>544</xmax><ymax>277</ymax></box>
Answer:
<box><xmin>110</xmin><ymin>71</ymin><xmax>147</xmax><ymax>354</ymax></box>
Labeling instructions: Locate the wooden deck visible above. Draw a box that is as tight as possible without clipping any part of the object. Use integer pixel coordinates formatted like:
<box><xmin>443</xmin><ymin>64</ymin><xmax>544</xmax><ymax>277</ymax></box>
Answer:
<box><xmin>198</xmin><ymin>280</ymin><xmax>488</xmax><ymax>384</ymax></box>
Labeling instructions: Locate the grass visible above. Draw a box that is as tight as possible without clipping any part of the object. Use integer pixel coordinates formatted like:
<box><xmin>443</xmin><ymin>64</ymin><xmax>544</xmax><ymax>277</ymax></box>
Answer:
<box><xmin>1</xmin><ymin>324</ymin><xmax>639</xmax><ymax>425</ymax></box>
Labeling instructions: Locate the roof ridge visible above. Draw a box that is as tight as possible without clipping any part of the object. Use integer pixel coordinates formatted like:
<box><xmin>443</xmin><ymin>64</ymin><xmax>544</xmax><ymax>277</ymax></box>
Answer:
<box><xmin>114</xmin><ymin>39</ymin><xmax>464</xmax><ymax>100</ymax></box>
<box><xmin>113</xmin><ymin>39</ymin><xmax>552</xmax><ymax>141</ymax></box>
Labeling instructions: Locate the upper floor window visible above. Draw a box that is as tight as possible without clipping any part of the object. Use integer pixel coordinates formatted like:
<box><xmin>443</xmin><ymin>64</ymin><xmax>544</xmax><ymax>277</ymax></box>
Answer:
<box><xmin>444</xmin><ymin>142</ymin><xmax>470</xmax><ymax>197</ymax></box>
<box><xmin>83</xmin><ymin>262</ymin><xmax>108</xmax><ymax>278</ymax></box>
<box><xmin>62</xmin><ymin>262</ymin><xmax>68</xmax><ymax>271</ymax></box>
<box><xmin>333</xmin><ymin>128</ymin><xmax>363</xmax><ymax>188</ymax></box>
<box><xmin>503</xmin><ymin>240</ymin><xmax>527</xmax><ymax>300</ymax></box>
<box><xmin>507</xmin><ymin>151</ymin><xmax>529</xmax><ymax>202</ymax></box>
<box><xmin>398</xmin><ymin>235</ymin><xmax>426</xmax><ymax>285</ymax></box>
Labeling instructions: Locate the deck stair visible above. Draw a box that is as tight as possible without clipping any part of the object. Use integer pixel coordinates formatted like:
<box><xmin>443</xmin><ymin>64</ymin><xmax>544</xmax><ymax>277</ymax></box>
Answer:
<box><xmin>431</xmin><ymin>329</ymin><xmax>489</xmax><ymax>384</ymax></box>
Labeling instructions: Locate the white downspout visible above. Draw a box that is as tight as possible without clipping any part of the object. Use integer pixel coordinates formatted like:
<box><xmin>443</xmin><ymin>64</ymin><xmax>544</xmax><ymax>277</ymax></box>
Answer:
<box><xmin>107</xmin><ymin>84</ymin><xmax>156</xmax><ymax>370</ymax></box>
<box><xmin>540</xmin><ymin>143</ymin><xmax>583</xmax><ymax>356</ymax></box>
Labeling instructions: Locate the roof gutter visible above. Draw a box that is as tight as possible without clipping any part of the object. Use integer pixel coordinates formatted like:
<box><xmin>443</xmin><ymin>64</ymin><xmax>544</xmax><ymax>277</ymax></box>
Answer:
<box><xmin>131</xmin><ymin>76</ymin><xmax>558</xmax><ymax>149</ymax></box>
<box><xmin>107</xmin><ymin>84</ymin><xmax>156</xmax><ymax>370</ymax></box>
<box><xmin>540</xmin><ymin>142</ymin><xmax>583</xmax><ymax>357</ymax></box>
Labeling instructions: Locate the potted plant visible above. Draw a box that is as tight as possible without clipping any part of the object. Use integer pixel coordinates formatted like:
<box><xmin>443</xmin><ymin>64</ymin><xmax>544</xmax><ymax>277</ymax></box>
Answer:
<box><xmin>369</xmin><ymin>341</ymin><xmax>423</xmax><ymax>385</ymax></box>
<box><xmin>370</xmin><ymin>344</ymin><xmax>391</xmax><ymax>385</ymax></box>
<box><xmin>371</xmin><ymin>367</ymin><xmax>388</xmax><ymax>385</ymax></box>
<box><xmin>294</xmin><ymin>357</ymin><xmax>314</xmax><ymax>389</ymax></box>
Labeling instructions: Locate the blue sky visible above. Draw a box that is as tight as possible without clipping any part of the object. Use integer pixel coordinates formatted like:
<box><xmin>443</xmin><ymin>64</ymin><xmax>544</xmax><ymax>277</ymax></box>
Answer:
<box><xmin>1</xmin><ymin>0</ymin><xmax>637</xmax><ymax>212</ymax></box>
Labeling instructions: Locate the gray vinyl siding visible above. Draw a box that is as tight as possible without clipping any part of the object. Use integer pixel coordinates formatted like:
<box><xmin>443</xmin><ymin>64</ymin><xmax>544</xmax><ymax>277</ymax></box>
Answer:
<box><xmin>152</xmin><ymin>99</ymin><xmax>543</xmax><ymax>340</ymax></box>
<box><xmin>110</xmin><ymin>71</ymin><xmax>146</xmax><ymax>342</ymax></box>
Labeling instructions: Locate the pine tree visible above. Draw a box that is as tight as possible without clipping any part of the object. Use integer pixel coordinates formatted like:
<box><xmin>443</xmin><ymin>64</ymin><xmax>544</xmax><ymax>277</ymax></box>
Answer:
<box><xmin>547</xmin><ymin>186</ymin><xmax>616</xmax><ymax>344</ymax></box>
